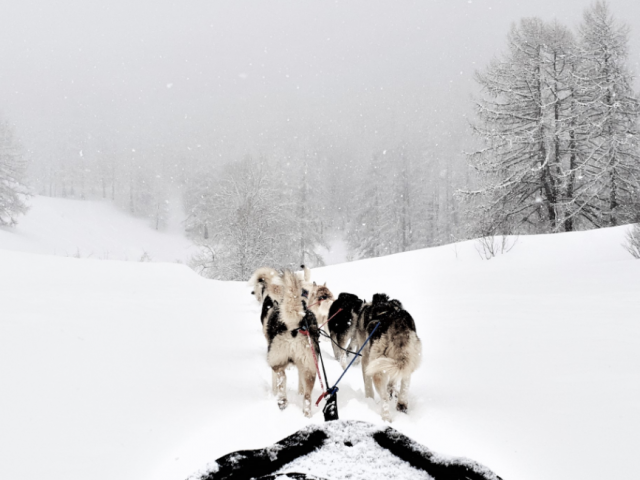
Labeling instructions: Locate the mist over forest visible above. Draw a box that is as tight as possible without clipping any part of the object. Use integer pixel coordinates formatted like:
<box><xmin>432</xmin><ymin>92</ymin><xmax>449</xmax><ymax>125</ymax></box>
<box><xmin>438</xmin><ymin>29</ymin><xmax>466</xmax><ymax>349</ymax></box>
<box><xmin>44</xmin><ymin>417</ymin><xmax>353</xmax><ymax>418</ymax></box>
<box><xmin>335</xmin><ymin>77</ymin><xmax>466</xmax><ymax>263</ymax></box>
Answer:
<box><xmin>2</xmin><ymin>0</ymin><xmax>640</xmax><ymax>279</ymax></box>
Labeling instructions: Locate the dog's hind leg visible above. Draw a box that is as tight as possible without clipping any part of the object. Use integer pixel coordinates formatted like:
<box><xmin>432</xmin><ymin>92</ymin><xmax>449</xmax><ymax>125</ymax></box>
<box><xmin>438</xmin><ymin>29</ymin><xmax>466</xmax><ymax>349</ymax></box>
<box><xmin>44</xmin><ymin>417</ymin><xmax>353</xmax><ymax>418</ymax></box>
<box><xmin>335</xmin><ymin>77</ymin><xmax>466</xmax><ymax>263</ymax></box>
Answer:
<box><xmin>347</xmin><ymin>338</ymin><xmax>362</xmax><ymax>366</ymax></box>
<box><xmin>300</xmin><ymin>368</ymin><xmax>316</xmax><ymax>418</ymax></box>
<box><xmin>373</xmin><ymin>372</ymin><xmax>392</xmax><ymax>422</ymax></box>
<box><xmin>271</xmin><ymin>370</ymin><xmax>278</xmax><ymax>395</ymax></box>
<box><xmin>273</xmin><ymin>367</ymin><xmax>288</xmax><ymax>410</ymax></box>
<box><xmin>396</xmin><ymin>375</ymin><xmax>411</xmax><ymax>413</ymax></box>
<box><xmin>387</xmin><ymin>381</ymin><xmax>397</xmax><ymax>401</ymax></box>
<box><xmin>331</xmin><ymin>333</ymin><xmax>346</xmax><ymax>368</ymax></box>
<box><xmin>361</xmin><ymin>347</ymin><xmax>375</xmax><ymax>399</ymax></box>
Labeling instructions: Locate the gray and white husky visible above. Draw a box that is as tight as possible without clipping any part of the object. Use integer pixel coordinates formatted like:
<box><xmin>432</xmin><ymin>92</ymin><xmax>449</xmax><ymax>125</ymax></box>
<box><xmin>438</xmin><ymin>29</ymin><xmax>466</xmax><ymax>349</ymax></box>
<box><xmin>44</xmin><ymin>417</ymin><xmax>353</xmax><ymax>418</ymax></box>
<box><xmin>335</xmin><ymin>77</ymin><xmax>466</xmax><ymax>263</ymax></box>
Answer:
<box><xmin>356</xmin><ymin>293</ymin><xmax>422</xmax><ymax>422</ymax></box>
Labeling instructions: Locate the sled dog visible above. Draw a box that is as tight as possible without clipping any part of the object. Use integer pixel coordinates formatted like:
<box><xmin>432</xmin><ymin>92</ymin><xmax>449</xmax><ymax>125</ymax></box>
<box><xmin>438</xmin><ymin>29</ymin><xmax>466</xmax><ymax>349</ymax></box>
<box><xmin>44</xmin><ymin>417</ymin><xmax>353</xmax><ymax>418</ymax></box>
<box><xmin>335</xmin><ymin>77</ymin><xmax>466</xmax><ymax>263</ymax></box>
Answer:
<box><xmin>307</xmin><ymin>281</ymin><xmax>335</xmax><ymax>331</ymax></box>
<box><xmin>357</xmin><ymin>293</ymin><xmax>422</xmax><ymax>422</ymax></box>
<box><xmin>294</xmin><ymin>265</ymin><xmax>335</xmax><ymax>334</ymax></box>
<box><xmin>326</xmin><ymin>293</ymin><xmax>365</xmax><ymax>369</ymax></box>
<box><xmin>263</xmin><ymin>270</ymin><xmax>320</xmax><ymax>417</ymax></box>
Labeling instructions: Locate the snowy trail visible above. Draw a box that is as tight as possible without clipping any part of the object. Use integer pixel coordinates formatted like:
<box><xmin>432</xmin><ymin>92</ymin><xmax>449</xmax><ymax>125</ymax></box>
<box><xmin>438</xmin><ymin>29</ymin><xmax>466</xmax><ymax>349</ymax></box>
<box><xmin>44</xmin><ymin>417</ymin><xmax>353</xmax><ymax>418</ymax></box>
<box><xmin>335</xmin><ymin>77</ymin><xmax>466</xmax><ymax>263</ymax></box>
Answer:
<box><xmin>1</xmin><ymin>226</ymin><xmax>639</xmax><ymax>480</ymax></box>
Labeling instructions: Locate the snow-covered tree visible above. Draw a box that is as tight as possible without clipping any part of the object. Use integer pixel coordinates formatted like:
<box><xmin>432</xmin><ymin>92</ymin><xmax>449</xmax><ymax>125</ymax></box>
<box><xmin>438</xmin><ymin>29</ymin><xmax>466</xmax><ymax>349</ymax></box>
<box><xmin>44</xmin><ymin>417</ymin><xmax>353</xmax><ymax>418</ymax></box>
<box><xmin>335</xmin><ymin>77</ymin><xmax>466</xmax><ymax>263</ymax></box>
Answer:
<box><xmin>348</xmin><ymin>151</ymin><xmax>397</xmax><ymax>258</ymax></box>
<box><xmin>289</xmin><ymin>152</ymin><xmax>327</xmax><ymax>267</ymax></box>
<box><xmin>187</xmin><ymin>156</ymin><xmax>298</xmax><ymax>281</ymax></box>
<box><xmin>466</xmin><ymin>18</ymin><xmax>579</xmax><ymax>235</ymax></box>
<box><xmin>466</xmin><ymin>5</ymin><xmax>640</xmax><ymax>236</ymax></box>
<box><xmin>0</xmin><ymin>121</ymin><xmax>29</xmax><ymax>226</ymax></box>
<box><xmin>575</xmin><ymin>1</ymin><xmax>640</xmax><ymax>227</ymax></box>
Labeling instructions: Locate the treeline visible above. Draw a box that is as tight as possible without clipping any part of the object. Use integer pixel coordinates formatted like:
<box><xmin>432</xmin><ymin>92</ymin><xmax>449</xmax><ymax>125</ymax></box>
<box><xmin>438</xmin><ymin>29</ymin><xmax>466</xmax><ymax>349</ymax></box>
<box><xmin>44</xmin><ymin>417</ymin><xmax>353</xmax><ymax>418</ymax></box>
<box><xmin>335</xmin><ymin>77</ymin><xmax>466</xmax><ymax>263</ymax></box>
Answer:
<box><xmin>22</xmin><ymin>118</ymin><xmax>467</xmax><ymax>280</ymax></box>
<box><xmin>31</xmin><ymin>141</ymin><xmax>188</xmax><ymax>231</ymax></box>
<box><xmin>466</xmin><ymin>1</ymin><xmax>640</xmax><ymax>235</ymax></box>
<box><xmin>183</xmin><ymin>138</ymin><xmax>467</xmax><ymax>280</ymax></box>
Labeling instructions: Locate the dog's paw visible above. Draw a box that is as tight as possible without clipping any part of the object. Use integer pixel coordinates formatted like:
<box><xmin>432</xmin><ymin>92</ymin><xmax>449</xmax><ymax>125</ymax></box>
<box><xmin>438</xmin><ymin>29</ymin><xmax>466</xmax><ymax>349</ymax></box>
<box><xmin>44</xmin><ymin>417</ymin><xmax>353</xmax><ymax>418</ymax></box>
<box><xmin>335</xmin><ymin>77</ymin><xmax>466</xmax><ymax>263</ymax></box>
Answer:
<box><xmin>278</xmin><ymin>398</ymin><xmax>288</xmax><ymax>410</ymax></box>
<box><xmin>381</xmin><ymin>402</ymin><xmax>392</xmax><ymax>422</ymax></box>
<box><xmin>396</xmin><ymin>402</ymin><xmax>408</xmax><ymax>413</ymax></box>
<box><xmin>303</xmin><ymin>398</ymin><xmax>312</xmax><ymax>417</ymax></box>
<box><xmin>387</xmin><ymin>387</ymin><xmax>397</xmax><ymax>401</ymax></box>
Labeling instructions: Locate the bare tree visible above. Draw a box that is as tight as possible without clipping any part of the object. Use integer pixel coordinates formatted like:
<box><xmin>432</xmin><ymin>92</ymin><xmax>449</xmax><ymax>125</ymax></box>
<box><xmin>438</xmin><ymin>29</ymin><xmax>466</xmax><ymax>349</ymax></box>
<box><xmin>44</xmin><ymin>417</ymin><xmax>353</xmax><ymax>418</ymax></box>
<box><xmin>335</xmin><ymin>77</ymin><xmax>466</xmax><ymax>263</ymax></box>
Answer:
<box><xmin>188</xmin><ymin>156</ymin><xmax>298</xmax><ymax>280</ymax></box>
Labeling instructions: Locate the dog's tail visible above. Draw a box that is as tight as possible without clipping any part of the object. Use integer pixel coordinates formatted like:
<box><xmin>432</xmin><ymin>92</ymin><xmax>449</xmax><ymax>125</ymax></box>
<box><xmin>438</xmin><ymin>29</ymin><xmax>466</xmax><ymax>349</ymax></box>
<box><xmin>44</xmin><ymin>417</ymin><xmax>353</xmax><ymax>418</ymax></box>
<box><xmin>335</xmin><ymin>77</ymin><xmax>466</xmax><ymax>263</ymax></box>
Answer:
<box><xmin>300</xmin><ymin>265</ymin><xmax>311</xmax><ymax>282</ymax></box>
<box><xmin>248</xmin><ymin>267</ymin><xmax>284</xmax><ymax>301</ymax></box>
<box><xmin>365</xmin><ymin>332</ymin><xmax>422</xmax><ymax>381</ymax></box>
<box><xmin>281</xmin><ymin>269</ymin><xmax>305</xmax><ymax>321</ymax></box>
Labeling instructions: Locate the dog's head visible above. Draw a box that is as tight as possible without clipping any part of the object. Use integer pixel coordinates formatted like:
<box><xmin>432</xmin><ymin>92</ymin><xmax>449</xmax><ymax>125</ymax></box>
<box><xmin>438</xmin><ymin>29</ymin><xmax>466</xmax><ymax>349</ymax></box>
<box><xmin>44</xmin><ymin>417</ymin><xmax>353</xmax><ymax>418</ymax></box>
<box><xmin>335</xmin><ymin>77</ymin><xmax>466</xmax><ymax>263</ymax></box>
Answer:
<box><xmin>332</xmin><ymin>292</ymin><xmax>364</xmax><ymax>316</ymax></box>
<box><xmin>312</xmin><ymin>283</ymin><xmax>334</xmax><ymax>304</ymax></box>
<box><xmin>371</xmin><ymin>293</ymin><xmax>390</xmax><ymax>305</ymax></box>
<box><xmin>308</xmin><ymin>282</ymin><xmax>334</xmax><ymax>316</ymax></box>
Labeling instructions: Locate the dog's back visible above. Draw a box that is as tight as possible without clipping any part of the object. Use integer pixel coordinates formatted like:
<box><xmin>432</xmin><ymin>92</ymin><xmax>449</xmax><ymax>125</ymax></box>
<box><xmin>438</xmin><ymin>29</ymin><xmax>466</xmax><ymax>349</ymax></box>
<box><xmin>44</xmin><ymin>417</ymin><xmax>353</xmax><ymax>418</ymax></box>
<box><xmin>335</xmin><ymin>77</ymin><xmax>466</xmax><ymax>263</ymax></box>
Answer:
<box><xmin>359</xmin><ymin>293</ymin><xmax>421</xmax><ymax>421</ymax></box>
<box><xmin>327</xmin><ymin>292</ymin><xmax>364</xmax><ymax>368</ymax></box>
<box><xmin>365</xmin><ymin>307</ymin><xmax>421</xmax><ymax>380</ymax></box>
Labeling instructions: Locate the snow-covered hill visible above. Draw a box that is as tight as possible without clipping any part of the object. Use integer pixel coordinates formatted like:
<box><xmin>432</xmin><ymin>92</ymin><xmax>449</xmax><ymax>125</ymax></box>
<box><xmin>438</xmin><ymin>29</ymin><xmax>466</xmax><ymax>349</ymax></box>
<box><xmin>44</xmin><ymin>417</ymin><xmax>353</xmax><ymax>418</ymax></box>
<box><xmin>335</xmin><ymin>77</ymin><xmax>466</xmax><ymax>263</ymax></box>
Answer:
<box><xmin>0</xmin><ymin>195</ymin><xmax>196</xmax><ymax>263</ymax></box>
<box><xmin>0</xmin><ymin>206</ymin><xmax>638</xmax><ymax>480</ymax></box>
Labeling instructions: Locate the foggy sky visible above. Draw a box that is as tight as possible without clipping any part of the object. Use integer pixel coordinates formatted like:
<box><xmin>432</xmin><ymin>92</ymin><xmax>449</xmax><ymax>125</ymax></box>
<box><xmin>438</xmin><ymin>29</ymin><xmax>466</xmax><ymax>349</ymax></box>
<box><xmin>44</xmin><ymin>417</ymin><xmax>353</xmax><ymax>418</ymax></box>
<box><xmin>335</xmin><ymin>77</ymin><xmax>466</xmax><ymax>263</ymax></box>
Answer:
<box><xmin>2</xmin><ymin>0</ymin><xmax>640</xmax><ymax>167</ymax></box>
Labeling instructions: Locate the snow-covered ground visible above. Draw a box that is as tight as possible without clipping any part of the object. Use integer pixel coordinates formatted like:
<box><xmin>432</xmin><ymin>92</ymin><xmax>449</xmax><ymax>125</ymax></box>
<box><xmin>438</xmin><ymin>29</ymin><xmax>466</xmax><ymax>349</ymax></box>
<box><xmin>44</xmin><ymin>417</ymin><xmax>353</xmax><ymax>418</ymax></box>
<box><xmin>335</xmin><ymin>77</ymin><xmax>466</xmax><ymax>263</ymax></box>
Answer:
<box><xmin>0</xmin><ymin>195</ymin><xmax>195</xmax><ymax>263</ymax></box>
<box><xmin>0</xmin><ymin>199</ymin><xmax>638</xmax><ymax>480</ymax></box>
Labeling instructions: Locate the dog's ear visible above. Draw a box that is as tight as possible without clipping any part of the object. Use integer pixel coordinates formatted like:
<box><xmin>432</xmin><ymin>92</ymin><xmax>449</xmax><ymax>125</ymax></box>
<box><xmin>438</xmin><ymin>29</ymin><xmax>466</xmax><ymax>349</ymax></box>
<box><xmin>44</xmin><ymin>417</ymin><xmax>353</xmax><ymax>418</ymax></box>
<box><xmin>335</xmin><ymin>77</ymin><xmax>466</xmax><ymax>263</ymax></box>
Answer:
<box><xmin>313</xmin><ymin>281</ymin><xmax>317</xmax><ymax>286</ymax></box>
<box><xmin>323</xmin><ymin>282</ymin><xmax>326</xmax><ymax>287</ymax></box>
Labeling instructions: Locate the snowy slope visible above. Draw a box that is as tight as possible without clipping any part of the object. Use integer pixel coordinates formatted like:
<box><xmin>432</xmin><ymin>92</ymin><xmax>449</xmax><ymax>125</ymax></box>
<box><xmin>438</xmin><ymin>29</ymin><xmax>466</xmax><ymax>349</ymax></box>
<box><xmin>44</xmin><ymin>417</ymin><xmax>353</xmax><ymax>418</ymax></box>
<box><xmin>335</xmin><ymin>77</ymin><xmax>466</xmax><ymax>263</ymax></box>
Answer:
<box><xmin>0</xmin><ymin>195</ymin><xmax>195</xmax><ymax>263</ymax></box>
<box><xmin>0</xmin><ymin>223</ymin><xmax>639</xmax><ymax>480</ymax></box>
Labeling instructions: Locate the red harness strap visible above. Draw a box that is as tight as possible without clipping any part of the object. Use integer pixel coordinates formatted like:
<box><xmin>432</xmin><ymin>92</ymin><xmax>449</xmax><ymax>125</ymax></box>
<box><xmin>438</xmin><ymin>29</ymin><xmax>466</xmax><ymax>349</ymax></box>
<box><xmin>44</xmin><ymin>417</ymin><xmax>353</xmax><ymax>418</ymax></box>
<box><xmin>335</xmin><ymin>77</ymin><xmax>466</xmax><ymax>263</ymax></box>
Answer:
<box><xmin>319</xmin><ymin>308</ymin><xmax>343</xmax><ymax>330</ymax></box>
<box><xmin>299</xmin><ymin>308</ymin><xmax>344</xmax><ymax>406</ymax></box>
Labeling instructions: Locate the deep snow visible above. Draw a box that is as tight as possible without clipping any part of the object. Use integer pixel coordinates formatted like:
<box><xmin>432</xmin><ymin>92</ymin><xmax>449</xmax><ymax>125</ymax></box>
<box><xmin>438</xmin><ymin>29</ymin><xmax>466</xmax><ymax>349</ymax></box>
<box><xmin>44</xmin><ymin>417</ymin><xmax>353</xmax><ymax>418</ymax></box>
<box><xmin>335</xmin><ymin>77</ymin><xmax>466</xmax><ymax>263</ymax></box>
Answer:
<box><xmin>0</xmin><ymin>197</ymin><xmax>638</xmax><ymax>480</ymax></box>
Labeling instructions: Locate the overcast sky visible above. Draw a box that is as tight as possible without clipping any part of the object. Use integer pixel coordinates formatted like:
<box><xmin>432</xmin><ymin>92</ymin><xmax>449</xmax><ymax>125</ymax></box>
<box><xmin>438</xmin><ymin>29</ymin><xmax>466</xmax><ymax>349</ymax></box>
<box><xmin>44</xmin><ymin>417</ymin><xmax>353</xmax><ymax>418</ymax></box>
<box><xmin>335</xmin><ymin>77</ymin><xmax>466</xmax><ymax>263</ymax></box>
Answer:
<box><xmin>1</xmin><ymin>0</ymin><xmax>640</xmax><ymax>165</ymax></box>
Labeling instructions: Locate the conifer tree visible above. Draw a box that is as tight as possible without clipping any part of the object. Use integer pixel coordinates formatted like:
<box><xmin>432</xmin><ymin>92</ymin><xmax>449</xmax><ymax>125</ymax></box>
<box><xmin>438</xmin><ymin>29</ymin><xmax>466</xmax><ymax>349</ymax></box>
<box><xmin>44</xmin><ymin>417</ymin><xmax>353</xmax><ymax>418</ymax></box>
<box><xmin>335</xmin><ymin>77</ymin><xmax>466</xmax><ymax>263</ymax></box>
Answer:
<box><xmin>468</xmin><ymin>18</ymin><xmax>573</xmax><ymax>234</ymax></box>
<box><xmin>465</xmin><ymin>11</ymin><xmax>640</xmax><ymax>235</ymax></box>
<box><xmin>0</xmin><ymin>121</ymin><xmax>29</xmax><ymax>226</ymax></box>
<box><xmin>575</xmin><ymin>1</ymin><xmax>640</xmax><ymax>227</ymax></box>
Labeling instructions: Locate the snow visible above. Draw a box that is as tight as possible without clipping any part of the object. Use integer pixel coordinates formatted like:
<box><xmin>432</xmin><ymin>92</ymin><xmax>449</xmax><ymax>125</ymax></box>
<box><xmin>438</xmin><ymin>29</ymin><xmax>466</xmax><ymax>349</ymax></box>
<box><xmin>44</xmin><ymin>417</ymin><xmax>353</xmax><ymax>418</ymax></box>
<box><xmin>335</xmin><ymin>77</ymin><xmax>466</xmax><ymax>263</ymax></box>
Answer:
<box><xmin>0</xmin><ymin>198</ymin><xmax>639</xmax><ymax>480</ymax></box>
<box><xmin>276</xmin><ymin>422</ymin><xmax>432</xmax><ymax>479</ymax></box>
<box><xmin>0</xmin><ymin>195</ymin><xmax>195</xmax><ymax>263</ymax></box>
<box><xmin>316</xmin><ymin>230</ymin><xmax>349</xmax><ymax>265</ymax></box>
